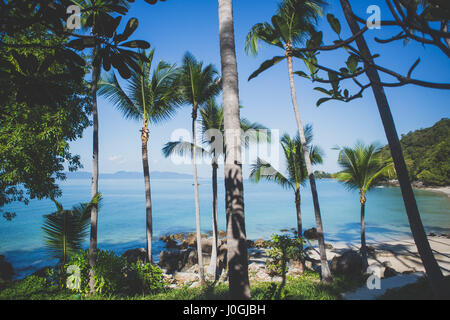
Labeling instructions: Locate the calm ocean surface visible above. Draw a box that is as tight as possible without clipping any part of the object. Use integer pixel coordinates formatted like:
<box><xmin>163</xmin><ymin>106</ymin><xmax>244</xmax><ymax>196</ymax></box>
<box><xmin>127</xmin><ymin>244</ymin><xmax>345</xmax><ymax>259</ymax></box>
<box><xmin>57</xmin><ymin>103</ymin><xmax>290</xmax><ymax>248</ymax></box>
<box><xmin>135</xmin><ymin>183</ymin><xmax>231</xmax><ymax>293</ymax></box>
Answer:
<box><xmin>1</xmin><ymin>178</ymin><xmax>449</xmax><ymax>278</ymax></box>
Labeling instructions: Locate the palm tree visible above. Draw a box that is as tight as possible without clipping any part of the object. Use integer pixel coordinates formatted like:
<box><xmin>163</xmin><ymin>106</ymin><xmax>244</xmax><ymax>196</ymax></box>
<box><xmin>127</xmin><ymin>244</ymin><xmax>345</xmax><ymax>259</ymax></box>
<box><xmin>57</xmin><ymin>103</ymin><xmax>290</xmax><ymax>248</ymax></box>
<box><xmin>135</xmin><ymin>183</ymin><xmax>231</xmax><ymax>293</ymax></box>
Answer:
<box><xmin>74</xmin><ymin>0</ymin><xmax>130</xmax><ymax>293</ymax></box>
<box><xmin>98</xmin><ymin>49</ymin><xmax>180</xmax><ymax>264</ymax></box>
<box><xmin>42</xmin><ymin>194</ymin><xmax>102</xmax><ymax>266</ymax></box>
<box><xmin>162</xmin><ymin>99</ymin><xmax>268</xmax><ymax>279</ymax></box>
<box><xmin>249</xmin><ymin>125</ymin><xmax>322</xmax><ymax>258</ymax></box>
<box><xmin>218</xmin><ymin>0</ymin><xmax>251</xmax><ymax>299</ymax></box>
<box><xmin>178</xmin><ymin>52</ymin><xmax>221</xmax><ymax>284</ymax></box>
<box><xmin>245</xmin><ymin>0</ymin><xmax>332</xmax><ymax>283</ymax></box>
<box><xmin>334</xmin><ymin>142</ymin><xmax>393</xmax><ymax>269</ymax></box>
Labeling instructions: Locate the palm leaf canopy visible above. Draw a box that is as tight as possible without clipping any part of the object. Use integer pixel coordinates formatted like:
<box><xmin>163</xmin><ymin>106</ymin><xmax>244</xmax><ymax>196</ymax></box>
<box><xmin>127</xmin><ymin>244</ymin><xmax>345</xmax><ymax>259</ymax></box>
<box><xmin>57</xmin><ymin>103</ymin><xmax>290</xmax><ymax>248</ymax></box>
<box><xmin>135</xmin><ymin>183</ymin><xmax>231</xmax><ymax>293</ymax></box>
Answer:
<box><xmin>42</xmin><ymin>193</ymin><xmax>102</xmax><ymax>264</ymax></box>
<box><xmin>250</xmin><ymin>124</ymin><xmax>322</xmax><ymax>189</ymax></box>
<box><xmin>245</xmin><ymin>0</ymin><xmax>325</xmax><ymax>55</ymax></box>
<box><xmin>245</xmin><ymin>0</ymin><xmax>325</xmax><ymax>80</ymax></box>
<box><xmin>163</xmin><ymin>100</ymin><xmax>269</xmax><ymax>161</ymax></box>
<box><xmin>98</xmin><ymin>49</ymin><xmax>182</xmax><ymax>124</ymax></box>
<box><xmin>178</xmin><ymin>52</ymin><xmax>222</xmax><ymax>109</ymax></box>
<box><xmin>335</xmin><ymin>142</ymin><xmax>393</xmax><ymax>195</ymax></box>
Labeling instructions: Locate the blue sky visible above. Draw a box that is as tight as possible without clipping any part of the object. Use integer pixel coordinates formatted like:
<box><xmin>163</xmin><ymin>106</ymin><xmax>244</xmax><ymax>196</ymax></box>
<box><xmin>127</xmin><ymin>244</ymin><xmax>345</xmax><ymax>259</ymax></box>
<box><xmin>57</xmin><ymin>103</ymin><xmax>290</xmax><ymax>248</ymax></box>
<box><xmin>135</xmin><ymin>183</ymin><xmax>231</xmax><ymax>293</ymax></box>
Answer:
<box><xmin>68</xmin><ymin>0</ymin><xmax>450</xmax><ymax>178</ymax></box>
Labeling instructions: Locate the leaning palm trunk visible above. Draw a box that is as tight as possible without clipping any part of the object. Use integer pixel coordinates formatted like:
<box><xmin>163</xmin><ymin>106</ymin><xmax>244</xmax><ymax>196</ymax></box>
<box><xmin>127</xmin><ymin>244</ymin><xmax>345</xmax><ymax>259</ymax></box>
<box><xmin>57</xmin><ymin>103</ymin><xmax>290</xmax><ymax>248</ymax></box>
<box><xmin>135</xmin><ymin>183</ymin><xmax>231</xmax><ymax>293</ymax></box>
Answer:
<box><xmin>141</xmin><ymin>122</ymin><xmax>153</xmax><ymax>263</ymax></box>
<box><xmin>89</xmin><ymin>46</ymin><xmax>100</xmax><ymax>294</ymax></box>
<box><xmin>340</xmin><ymin>0</ymin><xmax>446</xmax><ymax>298</ymax></box>
<box><xmin>192</xmin><ymin>108</ymin><xmax>205</xmax><ymax>284</ymax></box>
<box><xmin>360</xmin><ymin>195</ymin><xmax>368</xmax><ymax>269</ymax></box>
<box><xmin>208</xmin><ymin>161</ymin><xmax>219</xmax><ymax>279</ymax></box>
<box><xmin>286</xmin><ymin>52</ymin><xmax>332</xmax><ymax>283</ymax></box>
<box><xmin>218</xmin><ymin>0</ymin><xmax>251</xmax><ymax>299</ymax></box>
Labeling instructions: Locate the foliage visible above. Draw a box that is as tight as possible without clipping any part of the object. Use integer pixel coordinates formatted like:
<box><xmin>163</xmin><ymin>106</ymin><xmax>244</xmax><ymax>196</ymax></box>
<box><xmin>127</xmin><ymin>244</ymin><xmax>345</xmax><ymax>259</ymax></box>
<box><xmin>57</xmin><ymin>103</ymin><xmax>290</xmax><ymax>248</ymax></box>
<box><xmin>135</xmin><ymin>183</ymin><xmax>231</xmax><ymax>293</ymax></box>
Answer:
<box><xmin>178</xmin><ymin>52</ymin><xmax>221</xmax><ymax>111</ymax></box>
<box><xmin>335</xmin><ymin>142</ymin><xmax>394</xmax><ymax>198</ymax></box>
<box><xmin>266</xmin><ymin>234</ymin><xmax>305</xmax><ymax>277</ymax></box>
<box><xmin>245</xmin><ymin>0</ymin><xmax>325</xmax><ymax>80</ymax></box>
<box><xmin>0</xmin><ymin>26</ymin><xmax>91</xmax><ymax>220</ymax></box>
<box><xmin>250</xmin><ymin>125</ymin><xmax>323</xmax><ymax>191</ymax></box>
<box><xmin>64</xmin><ymin>249</ymin><xmax>165</xmax><ymax>296</ymax></box>
<box><xmin>380</xmin><ymin>118</ymin><xmax>449</xmax><ymax>186</ymax></box>
<box><xmin>98</xmin><ymin>49</ymin><xmax>181</xmax><ymax>125</ymax></box>
<box><xmin>314</xmin><ymin>171</ymin><xmax>332</xmax><ymax>179</ymax></box>
<box><xmin>42</xmin><ymin>194</ymin><xmax>102</xmax><ymax>265</ymax></box>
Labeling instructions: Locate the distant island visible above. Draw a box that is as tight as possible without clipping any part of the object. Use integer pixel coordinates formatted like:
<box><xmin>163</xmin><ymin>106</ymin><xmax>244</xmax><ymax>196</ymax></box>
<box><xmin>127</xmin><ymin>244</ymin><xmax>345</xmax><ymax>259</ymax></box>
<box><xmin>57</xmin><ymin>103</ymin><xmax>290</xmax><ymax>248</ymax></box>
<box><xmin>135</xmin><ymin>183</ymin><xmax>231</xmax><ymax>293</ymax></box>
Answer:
<box><xmin>65</xmin><ymin>171</ymin><xmax>194</xmax><ymax>179</ymax></box>
<box><xmin>314</xmin><ymin>170</ymin><xmax>333</xmax><ymax>179</ymax></box>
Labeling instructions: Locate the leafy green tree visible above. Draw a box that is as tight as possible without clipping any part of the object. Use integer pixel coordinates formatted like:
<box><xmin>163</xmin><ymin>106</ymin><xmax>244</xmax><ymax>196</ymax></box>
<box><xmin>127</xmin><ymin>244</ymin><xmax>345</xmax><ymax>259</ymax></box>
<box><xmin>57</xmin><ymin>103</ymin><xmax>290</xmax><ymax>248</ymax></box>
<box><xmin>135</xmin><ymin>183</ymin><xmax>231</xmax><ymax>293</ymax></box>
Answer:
<box><xmin>245</xmin><ymin>0</ymin><xmax>332</xmax><ymax>283</ymax></box>
<box><xmin>335</xmin><ymin>142</ymin><xmax>393</xmax><ymax>268</ymax></box>
<box><xmin>98</xmin><ymin>49</ymin><xmax>180</xmax><ymax>263</ymax></box>
<box><xmin>381</xmin><ymin>118</ymin><xmax>450</xmax><ymax>186</ymax></box>
<box><xmin>177</xmin><ymin>52</ymin><xmax>221</xmax><ymax>284</ymax></box>
<box><xmin>42</xmin><ymin>194</ymin><xmax>102</xmax><ymax>265</ymax></box>
<box><xmin>0</xmin><ymin>25</ymin><xmax>90</xmax><ymax>220</ymax></box>
<box><xmin>163</xmin><ymin>99</ymin><xmax>267</xmax><ymax>279</ymax></box>
<box><xmin>249</xmin><ymin>125</ymin><xmax>322</xmax><ymax>266</ymax></box>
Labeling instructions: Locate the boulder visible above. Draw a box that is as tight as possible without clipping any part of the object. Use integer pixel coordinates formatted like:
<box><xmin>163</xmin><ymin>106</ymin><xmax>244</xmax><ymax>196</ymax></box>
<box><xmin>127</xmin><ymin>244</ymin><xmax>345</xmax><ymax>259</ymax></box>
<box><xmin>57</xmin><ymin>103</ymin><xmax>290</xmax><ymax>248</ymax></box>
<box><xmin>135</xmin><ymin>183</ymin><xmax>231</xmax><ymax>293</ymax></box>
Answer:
<box><xmin>122</xmin><ymin>248</ymin><xmax>149</xmax><ymax>264</ymax></box>
<box><xmin>173</xmin><ymin>272</ymin><xmax>199</xmax><ymax>284</ymax></box>
<box><xmin>218</xmin><ymin>230</ymin><xmax>227</xmax><ymax>239</ymax></box>
<box><xmin>383</xmin><ymin>266</ymin><xmax>398</xmax><ymax>278</ymax></box>
<box><xmin>330</xmin><ymin>250</ymin><xmax>364</xmax><ymax>276</ymax></box>
<box><xmin>304</xmin><ymin>227</ymin><xmax>318</xmax><ymax>240</ymax></box>
<box><xmin>158</xmin><ymin>249</ymin><xmax>191</xmax><ymax>273</ymax></box>
<box><xmin>254</xmin><ymin>238</ymin><xmax>267</xmax><ymax>248</ymax></box>
<box><xmin>0</xmin><ymin>255</ymin><xmax>14</xmax><ymax>281</ymax></box>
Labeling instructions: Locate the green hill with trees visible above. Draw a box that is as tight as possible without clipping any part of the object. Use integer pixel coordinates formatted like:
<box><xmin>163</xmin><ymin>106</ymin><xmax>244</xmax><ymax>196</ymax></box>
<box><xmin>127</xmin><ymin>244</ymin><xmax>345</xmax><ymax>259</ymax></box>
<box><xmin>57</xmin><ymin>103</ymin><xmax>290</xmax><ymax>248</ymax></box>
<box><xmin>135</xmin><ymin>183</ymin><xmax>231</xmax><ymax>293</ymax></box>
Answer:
<box><xmin>381</xmin><ymin>118</ymin><xmax>450</xmax><ymax>186</ymax></box>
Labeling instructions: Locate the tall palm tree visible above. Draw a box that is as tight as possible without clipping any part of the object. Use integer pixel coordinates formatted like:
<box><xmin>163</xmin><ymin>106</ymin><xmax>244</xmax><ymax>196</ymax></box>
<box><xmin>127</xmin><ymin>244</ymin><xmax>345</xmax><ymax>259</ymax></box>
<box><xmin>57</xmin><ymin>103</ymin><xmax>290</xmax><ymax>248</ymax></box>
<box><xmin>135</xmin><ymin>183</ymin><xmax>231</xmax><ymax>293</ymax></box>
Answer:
<box><xmin>162</xmin><ymin>99</ymin><xmax>268</xmax><ymax>279</ymax></box>
<box><xmin>245</xmin><ymin>0</ymin><xmax>332</xmax><ymax>283</ymax></box>
<box><xmin>178</xmin><ymin>52</ymin><xmax>221</xmax><ymax>284</ymax></box>
<box><xmin>42</xmin><ymin>194</ymin><xmax>102</xmax><ymax>266</ymax></box>
<box><xmin>218</xmin><ymin>0</ymin><xmax>251</xmax><ymax>299</ymax></box>
<box><xmin>98</xmin><ymin>49</ymin><xmax>180</xmax><ymax>263</ymax></box>
<box><xmin>339</xmin><ymin>0</ymin><xmax>447</xmax><ymax>298</ymax></box>
<box><xmin>74</xmin><ymin>0</ymin><xmax>130</xmax><ymax>293</ymax></box>
<box><xmin>334</xmin><ymin>142</ymin><xmax>393</xmax><ymax>269</ymax></box>
<box><xmin>249</xmin><ymin>125</ymin><xmax>322</xmax><ymax>257</ymax></box>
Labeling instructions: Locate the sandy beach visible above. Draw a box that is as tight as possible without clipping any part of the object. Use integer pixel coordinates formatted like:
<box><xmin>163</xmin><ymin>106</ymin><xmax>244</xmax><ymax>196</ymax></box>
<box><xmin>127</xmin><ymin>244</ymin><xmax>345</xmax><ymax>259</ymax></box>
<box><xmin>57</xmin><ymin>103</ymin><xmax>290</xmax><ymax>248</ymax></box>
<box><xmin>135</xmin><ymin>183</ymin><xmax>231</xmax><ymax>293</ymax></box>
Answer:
<box><xmin>307</xmin><ymin>234</ymin><xmax>450</xmax><ymax>276</ymax></box>
<box><xmin>420</xmin><ymin>186</ymin><xmax>450</xmax><ymax>197</ymax></box>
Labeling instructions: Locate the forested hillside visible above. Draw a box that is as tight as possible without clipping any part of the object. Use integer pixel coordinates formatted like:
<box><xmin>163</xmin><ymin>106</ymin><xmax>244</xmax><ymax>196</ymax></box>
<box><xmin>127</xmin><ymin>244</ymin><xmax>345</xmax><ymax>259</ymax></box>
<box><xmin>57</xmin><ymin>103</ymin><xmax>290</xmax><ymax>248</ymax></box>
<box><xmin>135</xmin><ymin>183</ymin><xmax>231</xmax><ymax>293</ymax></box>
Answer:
<box><xmin>382</xmin><ymin>118</ymin><xmax>450</xmax><ymax>186</ymax></box>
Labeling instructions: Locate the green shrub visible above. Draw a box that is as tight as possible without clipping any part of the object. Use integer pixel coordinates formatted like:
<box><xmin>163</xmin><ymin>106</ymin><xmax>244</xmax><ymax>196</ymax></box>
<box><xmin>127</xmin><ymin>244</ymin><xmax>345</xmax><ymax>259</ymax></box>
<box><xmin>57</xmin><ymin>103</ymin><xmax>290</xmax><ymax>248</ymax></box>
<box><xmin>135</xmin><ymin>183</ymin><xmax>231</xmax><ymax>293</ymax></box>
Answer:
<box><xmin>266</xmin><ymin>234</ymin><xmax>305</xmax><ymax>277</ymax></box>
<box><xmin>64</xmin><ymin>250</ymin><xmax>165</xmax><ymax>296</ymax></box>
<box><xmin>0</xmin><ymin>275</ymin><xmax>48</xmax><ymax>300</ymax></box>
<box><xmin>126</xmin><ymin>261</ymin><xmax>165</xmax><ymax>295</ymax></box>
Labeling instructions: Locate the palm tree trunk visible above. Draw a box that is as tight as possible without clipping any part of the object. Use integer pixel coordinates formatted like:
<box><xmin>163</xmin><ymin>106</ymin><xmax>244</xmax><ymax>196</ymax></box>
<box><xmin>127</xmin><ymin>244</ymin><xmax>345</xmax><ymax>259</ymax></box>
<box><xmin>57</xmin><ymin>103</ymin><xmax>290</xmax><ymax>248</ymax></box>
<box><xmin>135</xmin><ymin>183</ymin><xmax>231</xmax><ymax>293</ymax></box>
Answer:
<box><xmin>89</xmin><ymin>46</ymin><xmax>100</xmax><ymax>294</ymax></box>
<box><xmin>360</xmin><ymin>197</ymin><xmax>368</xmax><ymax>270</ymax></box>
<box><xmin>208</xmin><ymin>161</ymin><xmax>219</xmax><ymax>279</ymax></box>
<box><xmin>141</xmin><ymin>124</ymin><xmax>153</xmax><ymax>264</ymax></box>
<box><xmin>286</xmin><ymin>53</ymin><xmax>332</xmax><ymax>284</ymax></box>
<box><xmin>192</xmin><ymin>106</ymin><xmax>205</xmax><ymax>284</ymax></box>
<box><xmin>218</xmin><ymin>0</ymin><xmax>251</xmax><ymax>300</ymax></box>
<box><xmin>295</xmin><ymin>187</ymin><xmax>302</xmax><ymax>240</ymax></box>
<box><xmin>295</xmin><ymin>187</ymin><xmax>305</xmax><ymax>274</ymax></box>
<box><xmin>340</xmin><ymin>0</ymin><xmax>446</xmax><ymax>298</ymax></box>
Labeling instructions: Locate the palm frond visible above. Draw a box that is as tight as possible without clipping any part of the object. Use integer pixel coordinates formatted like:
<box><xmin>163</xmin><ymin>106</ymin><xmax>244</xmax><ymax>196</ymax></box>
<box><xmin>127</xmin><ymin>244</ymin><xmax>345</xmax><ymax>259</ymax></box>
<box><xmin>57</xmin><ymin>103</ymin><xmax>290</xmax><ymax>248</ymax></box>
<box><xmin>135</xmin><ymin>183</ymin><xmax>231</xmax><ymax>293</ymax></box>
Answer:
<box><xmin>249</xmin><ymin>158</ymin><xmax>293</xmax><ymax>190</ymax></box>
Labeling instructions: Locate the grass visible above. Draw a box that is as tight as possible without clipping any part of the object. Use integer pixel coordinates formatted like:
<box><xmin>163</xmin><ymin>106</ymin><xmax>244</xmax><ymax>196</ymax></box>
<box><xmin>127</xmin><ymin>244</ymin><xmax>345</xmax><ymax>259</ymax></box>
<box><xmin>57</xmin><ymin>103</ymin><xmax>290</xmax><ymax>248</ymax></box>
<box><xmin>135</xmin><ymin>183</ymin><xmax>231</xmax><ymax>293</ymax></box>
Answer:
<box><xmin>0</xmin><ymin>270</ymin><xmax>367</xmax><ymax>300</ymax></box>
<box><xmin>378</xmin><ymin>276</ymin><xmax>450</xmax><ymax>300</ymax></box>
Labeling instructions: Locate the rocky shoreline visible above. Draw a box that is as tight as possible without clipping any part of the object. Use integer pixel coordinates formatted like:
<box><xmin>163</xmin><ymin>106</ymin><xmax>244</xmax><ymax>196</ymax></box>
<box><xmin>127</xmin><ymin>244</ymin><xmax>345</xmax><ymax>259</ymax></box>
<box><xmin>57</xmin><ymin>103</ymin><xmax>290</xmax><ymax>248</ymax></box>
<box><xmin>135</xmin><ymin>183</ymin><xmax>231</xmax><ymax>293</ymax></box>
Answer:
<box><xmin>119</xmin><ymin>228</ymin><xmax>450</xmax><ymax>289</ymax></box>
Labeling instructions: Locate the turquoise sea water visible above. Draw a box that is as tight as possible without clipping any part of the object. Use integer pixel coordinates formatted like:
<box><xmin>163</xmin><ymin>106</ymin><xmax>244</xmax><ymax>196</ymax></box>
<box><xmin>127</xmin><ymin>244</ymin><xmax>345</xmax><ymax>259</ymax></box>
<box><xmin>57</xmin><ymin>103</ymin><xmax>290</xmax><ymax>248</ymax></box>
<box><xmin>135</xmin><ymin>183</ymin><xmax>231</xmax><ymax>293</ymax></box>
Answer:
<box><xmin>1</xmin><ymin>178</ymin><xmax>449</xmax><ymax>278</ymax></box>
